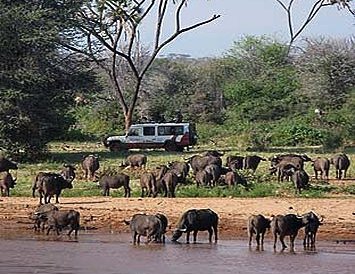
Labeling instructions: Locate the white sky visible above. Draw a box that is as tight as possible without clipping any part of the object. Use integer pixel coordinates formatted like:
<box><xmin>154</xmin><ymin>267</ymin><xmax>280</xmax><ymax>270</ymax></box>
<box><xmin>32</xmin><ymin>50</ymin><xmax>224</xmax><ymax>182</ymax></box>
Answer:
<box><xmin>140</xmin><ymin>0</ymin><xmax>355</xmax><ymax>57</ymax></box>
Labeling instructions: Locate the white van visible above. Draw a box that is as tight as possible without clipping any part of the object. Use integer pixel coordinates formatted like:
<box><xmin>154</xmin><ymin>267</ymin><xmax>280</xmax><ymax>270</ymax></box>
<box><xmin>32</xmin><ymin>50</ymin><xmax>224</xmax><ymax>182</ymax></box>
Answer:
<box><xmin>103</xmin><ymin>122</ymin><xmax>197</xmax><ymax>152</ymax></box>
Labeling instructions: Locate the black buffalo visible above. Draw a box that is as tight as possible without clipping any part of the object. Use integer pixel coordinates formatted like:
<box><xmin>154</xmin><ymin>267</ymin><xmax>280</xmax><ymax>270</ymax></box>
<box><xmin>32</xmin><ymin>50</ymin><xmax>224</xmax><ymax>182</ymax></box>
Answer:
<box><xmin>0</xmin><ymin>157</ymin><xmax>18</xmax><ymax>172</ymax></box>
<box><xmin>244</xmin><ymin>155</ymin><xmax>266</xmax><ymax>172</ymax></box>
<box><xmin>31</xmin><ymin>204</ymin><xmax>59</xmax><ymax>232</ymax></box>
<box><xmin>195</xmin><ymin>170</ymin><xmax>211</xmax><ymax>187</ymax></box>
<box><xmin>32</xmin><ymin>172</ymin><xmax>73</xmax><ymax>204</ymax></box>
<box><xmin>46</xmin><ymin>209</ymin><xmax>80</xmax><ymax>237</ymax></box>
<box><xmin>226</xmin><ymin>156</ymin><xmax>244</xmax><ymax>170</ymax></box>
<box><xmin>99</xmin><ymin>174</ymin><xmax>131</xmax><ymax>197</ymax></box>
<box><xmin>291</xmin><ymin>170</ymin><xmax>309</xmax><ymax>193</ymax></box>
<box><xmin>271</xmin><ymin>213</ymin><xmax>314</xmax><ymax>250</ymax></box>
<box><xmin>167</xmin><ymin>161</ymin><xmax>190</xmax><ymax>184</ymax></box>
<box><xmin>330</xmin><ymin>153</ymin><xmax>350</xmax><ymax>179</ymax></box>
<box><xmin>270</xmin><ymin>154</ymin><xmax>311</xmax><ymax>171</ymax></box>
<box><xmin>247</xmin><ymin>214</ymin><xmax>271</xmax><ymax>246</ymax></box>
<box><xmin>171</xmin><ymin>208</ymin><xmax>219</xmax><ymax>243</ymax></box>
<box><xmin>60</xmin><ymin>164</ymin><xmax>76</xmax><ymax>183</ymax></box>
<box><xmin>302</xmin><ymin>211</ymin><xmax>323</xmax><ymax>249</ymax></box>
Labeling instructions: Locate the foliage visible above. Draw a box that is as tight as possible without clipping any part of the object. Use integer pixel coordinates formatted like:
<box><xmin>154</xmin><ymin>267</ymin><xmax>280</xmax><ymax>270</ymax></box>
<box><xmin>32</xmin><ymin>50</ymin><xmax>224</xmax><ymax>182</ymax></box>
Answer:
<box><xmin>223</xmin><ymin>36</ymin><xmax>299</xmax><ymax>123</ymax></box>
<box><xmin>0</xmin><ymin>0</ymin><xmax>97</xmax><ymax>159</ymax></box>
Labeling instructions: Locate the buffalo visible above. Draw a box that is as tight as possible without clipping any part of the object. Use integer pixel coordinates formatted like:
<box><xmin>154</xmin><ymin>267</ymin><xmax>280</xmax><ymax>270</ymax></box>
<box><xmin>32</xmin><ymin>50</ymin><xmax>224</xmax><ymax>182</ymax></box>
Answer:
<box><xmin>153</xmin><ymin>165</ymin><xmax>169</xmax><ymax>197</ymax></box>
<box><xmin>302</xmin><ymin>212</ymin><xmax>323</xmax><ymax>249</ymax></box>
<box><xmin>204</xmin><ymin>164</ymin><xmax>222</xmax><ymax>187</ymax></box>
<box><xmin>124</xmin><ymin>213</ymin><xmax>165</xmax><ymax>244</ymax></box>
<box><xmin>0</xmin><ymin>156</ymin><xmax>18</xmax><ymax>172</ymax></box>
<box><xmin>270</xmin><ymin>154</ymin><xmax>311</xmax><ymax>171</ymax></box>
<box><xmin>224</xmin><ymin>171</ymin><xmax>247</xmax><ymax>188</ymax></box>
<box><xmin>140</xmin><ymin>172</ymin><xmax>156</xmax><ymax>197</ymax></box>
<box><xmin>122</xmin><ymin>154</ymin><xmax>147</xmax><ymax>169</ymax></box>
<box><xmin>226</xmin><ymin>156</ymin><xmax>244</xmax><ymax>170</ymax></box>
<box><xmin>244</xmin><ymin>155</ymin><xmax>266</xmax><ymax>172</ymax></box>
<box><xmin>46</xmin><ymin>209</ymin><xmax>80</xmax><ymax>237</ymax></box>
<box><xmin>186</xmin><ymin>155</ymin><xmax>222</xmax><ymax>174</ymax></box>
<box><xmin>99</xmin><ymin>174</ymin><xmax>131</xmax><ymax>197</ymax></box>
<box><xmin>31</xmin><ymin>204</ymin><xmax>59</xmax><ymax>232</ymax></box>
<box><xmin>0</xmin><ymin>171</ymin><xmax>17</xmax><ymax>197</ymax></box>
<box><xmin>32</xmin><ymin>172</ymin><xmax>73</xmax><ymax>204</ymax></box>
<box><xmin>167</xmin><ymin>161</ymin><xmax>190</xmax><ymax>184</ymax></box>
<box><xmin>312</xmin><ymin>157</ymin><xmax>330</xmax><ymax>180</ymax></box>
<box><xmin>81</xmin><ymin>155</ymin><xmax>100</xmax><ymax>181</ymax></box>
<box><xmin>171</xmin><ymin>208</ymin><xmax>219</xmax><ymax>243</ymax></box>
<box><xmin>160</xmin><ymin>171</ymin><xmax>179</xmax><ymax>198</ymax></box>
<box><xmin>60</xmin><ymin>164</ymin><xmax>76</xmax><ymax>183</ymax></box>
<box><xmin>271</xmin><ymin>160</ymin><xmax>298</xmax><ymax>182</ymax></box>
<box><xmin>247</xmin><ymin>214</ymin><xmax>271</xmax><ymax>246</ymax></box>
<box><xmin>291</xmin><ymin>170</ymin><xmax>309</xmax><ymax>194</ymax></box>
<box><xmin>330</xmin><ymin>153</ymin><xmax>350</xmax><ymax>179</ymax></box>
<box><xmin>271</xmin><ymin>213</ymin><xmax>314</xmax><ymax>250</ymax></box>
<box><xmin>155</xmin><ymin>213</ymin><xmax>168</xmax><ymax>243</ymax></box>
<box><xmin>195</xmin><ymin>170</ymin><xmax>211</xmax><ymax>187</ymax></box>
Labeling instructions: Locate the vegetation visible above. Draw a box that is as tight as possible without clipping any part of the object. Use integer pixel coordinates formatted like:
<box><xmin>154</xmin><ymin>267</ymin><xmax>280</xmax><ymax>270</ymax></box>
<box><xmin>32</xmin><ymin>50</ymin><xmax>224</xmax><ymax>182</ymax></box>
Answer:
<box><xmin>9</xmin><ymin>141</ymin><xmax>355</xmax><ymax>199</ymax></box>
<box><xmin>0</xmin><ymin>1</ymin><xmax>354</xmax><ymax>161</ymax></box>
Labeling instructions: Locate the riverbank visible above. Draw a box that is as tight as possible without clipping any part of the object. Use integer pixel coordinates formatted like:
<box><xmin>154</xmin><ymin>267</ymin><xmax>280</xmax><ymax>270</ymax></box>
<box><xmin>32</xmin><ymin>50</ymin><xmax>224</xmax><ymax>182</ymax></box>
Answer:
<box><xmin>0</xmin><ymin>197</ymin><xmax>354</xmax><ymax>241</ymax></box>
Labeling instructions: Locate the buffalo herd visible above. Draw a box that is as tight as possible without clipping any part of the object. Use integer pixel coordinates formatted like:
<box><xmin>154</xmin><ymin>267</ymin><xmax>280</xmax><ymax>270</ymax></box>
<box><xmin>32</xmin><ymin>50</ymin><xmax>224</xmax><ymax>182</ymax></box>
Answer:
<box><xmin>123</xmin><ymin>208</ymin><xmax>322</xmax><ymax>251</ymax></box>
<box><xmin>0</xmin><ymin>151</ymin><xmax>351</xmax><ymax>199</ymax></box>
<box><xmin>0</xmin><ymin>151</ymin><xmax>351</xmax><ymax>248</ymax></box>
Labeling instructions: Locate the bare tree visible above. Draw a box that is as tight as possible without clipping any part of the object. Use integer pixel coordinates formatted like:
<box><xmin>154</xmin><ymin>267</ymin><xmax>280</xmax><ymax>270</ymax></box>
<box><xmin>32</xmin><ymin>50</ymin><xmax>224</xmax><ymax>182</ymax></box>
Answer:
<box><xmin>63</xmin><ymin>0</ymin><xmax>220</xmax><ymax>131</ymax></box>
<box><xmin>274</xmin><ymin>0</ymin><xmax>354</xmax><ymax>54</ymax></box>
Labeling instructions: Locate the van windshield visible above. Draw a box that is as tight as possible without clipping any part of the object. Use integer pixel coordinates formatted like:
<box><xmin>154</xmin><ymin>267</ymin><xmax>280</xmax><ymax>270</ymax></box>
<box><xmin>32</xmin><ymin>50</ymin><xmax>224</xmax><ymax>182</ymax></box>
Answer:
<box><xmin>158</xmin><ymin>126</ymin><xmax>184</xmax><ymax>136</ymax></box>
<box><xmin>128</xmin><ymin>128</ymin><xmax>141</xmax><ymax>136</ymax></box>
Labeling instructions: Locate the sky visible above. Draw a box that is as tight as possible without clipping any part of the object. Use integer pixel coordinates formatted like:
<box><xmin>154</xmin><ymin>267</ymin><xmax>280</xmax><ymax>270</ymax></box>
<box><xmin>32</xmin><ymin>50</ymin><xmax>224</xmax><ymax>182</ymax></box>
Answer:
<box><xmin>140</xmin><ymin>0</ymin><xmax>355</xmax><ymax>58</ymax></box>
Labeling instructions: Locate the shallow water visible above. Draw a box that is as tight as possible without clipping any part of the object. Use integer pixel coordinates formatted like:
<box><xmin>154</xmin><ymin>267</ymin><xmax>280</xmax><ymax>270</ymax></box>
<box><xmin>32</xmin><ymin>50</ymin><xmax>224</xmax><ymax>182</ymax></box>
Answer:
<box><xmin>0</xmin><ymin>233</ymin><xmax>354</xmax><ymax>274</ymax></box>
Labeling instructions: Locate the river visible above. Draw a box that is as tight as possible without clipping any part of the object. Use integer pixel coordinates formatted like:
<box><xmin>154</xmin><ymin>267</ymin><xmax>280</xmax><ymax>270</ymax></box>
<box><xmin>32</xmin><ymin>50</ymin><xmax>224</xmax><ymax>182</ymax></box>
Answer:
<box><xmin>0</xmin><ymin>233</ymin><xmax>354</xmax><ymax>274</ymax></box>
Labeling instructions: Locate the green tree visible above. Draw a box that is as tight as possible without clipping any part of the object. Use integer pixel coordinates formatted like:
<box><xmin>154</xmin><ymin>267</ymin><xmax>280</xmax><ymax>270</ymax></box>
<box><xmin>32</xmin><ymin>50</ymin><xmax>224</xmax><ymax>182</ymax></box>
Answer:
<box><xmin>0</xmin><ymin>0</ymin><xmax>97</xmax><ymax>158</ymax></box>
<box><xmin>222</xmin><ymin>36</ymin><xmax>299</xmax><ymax>122</ymax></box>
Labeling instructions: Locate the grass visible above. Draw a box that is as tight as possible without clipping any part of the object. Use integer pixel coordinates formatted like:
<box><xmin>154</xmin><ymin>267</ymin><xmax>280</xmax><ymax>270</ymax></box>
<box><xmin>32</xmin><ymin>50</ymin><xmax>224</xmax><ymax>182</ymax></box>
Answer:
<box><xmin>5</xmin><ymin>141</ymin><xmax>355</xmax><ymax>199</ymax></box>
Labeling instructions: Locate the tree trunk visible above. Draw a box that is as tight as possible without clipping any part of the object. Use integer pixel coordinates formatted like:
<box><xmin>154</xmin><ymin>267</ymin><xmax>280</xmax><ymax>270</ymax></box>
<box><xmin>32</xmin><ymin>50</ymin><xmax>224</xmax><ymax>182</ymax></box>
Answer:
<box><xmin>124</xmin><ymin>111</ymin><xmax>133</xmax><ymax>133</ymax></box>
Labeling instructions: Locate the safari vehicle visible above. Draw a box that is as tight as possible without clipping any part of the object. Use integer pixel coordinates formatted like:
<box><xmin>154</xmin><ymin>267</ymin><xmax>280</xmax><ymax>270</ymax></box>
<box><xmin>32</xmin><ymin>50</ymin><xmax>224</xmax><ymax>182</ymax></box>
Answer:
<box><xmin>103</xmin><ymin>122</ymin><xmax>197</xmax><ymax>152</ymax></box>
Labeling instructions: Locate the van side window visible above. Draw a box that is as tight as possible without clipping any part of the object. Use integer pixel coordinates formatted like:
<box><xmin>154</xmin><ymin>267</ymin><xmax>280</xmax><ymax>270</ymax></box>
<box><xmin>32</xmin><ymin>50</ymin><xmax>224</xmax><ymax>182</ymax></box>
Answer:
<box><xmin>143</xmin><ymin>126</ymin><xmax>155</xmax><ymax>136</ymax></box>
<box><xmin>158</xmin><ymin>126</ymin><xmax>184</xmax><ymax>136</ymax></box>
<box><xmin>173</xmin><ymin>126</ymin><xmax>184</xmax><ymax>135</ymax></box>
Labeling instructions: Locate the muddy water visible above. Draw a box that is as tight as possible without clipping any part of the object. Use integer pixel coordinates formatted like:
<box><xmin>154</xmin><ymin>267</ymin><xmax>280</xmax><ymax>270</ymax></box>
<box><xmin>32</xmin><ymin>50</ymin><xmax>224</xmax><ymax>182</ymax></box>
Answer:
<box><xmin>0</xmin><ymin>233</ymin><xmax>354</xmax><ymax>274</ymax></box>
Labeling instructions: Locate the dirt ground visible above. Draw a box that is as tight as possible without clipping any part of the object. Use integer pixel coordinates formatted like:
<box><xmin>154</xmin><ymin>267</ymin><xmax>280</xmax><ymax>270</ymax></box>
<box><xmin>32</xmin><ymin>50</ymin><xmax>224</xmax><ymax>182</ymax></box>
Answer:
<box><xmin>0</xmin><ymin>197</ymin><xmax>354</xmax><ymax>241</ymax></box>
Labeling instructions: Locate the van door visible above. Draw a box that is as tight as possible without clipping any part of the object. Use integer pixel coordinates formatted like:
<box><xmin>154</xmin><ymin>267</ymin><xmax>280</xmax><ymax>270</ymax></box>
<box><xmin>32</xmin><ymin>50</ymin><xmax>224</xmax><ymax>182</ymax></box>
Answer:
<box><xmin>125</xmin><ymin>127</ymin><xmax>143</xmax><ymax>148</ymax></box>
<box><xmin>142</xmin><ymin>126</ymin><xmax>157</xmax><ymax>147</ymax></box>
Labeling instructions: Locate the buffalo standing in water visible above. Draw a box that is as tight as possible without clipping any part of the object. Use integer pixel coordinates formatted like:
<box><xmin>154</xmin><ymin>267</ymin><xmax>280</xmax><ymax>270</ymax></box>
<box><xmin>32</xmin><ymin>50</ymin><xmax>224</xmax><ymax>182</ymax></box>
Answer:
<box><xmin>172</xmin><ymin>208</ymin><xmax>218</xmax><ymax>243</ymax></box>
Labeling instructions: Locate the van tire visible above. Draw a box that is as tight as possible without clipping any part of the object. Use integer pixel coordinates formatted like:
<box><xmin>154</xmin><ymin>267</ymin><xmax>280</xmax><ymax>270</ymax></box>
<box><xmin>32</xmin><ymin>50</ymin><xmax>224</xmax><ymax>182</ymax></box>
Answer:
<box><xmin>164</xmin><ymin>141</ymin><xmax>183</xmax><ymax>152</ymax></box>
<box><xmin>109</xmin><ymin>141</ymin><xmax>126</xmax><ymax>152</ymax></box>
